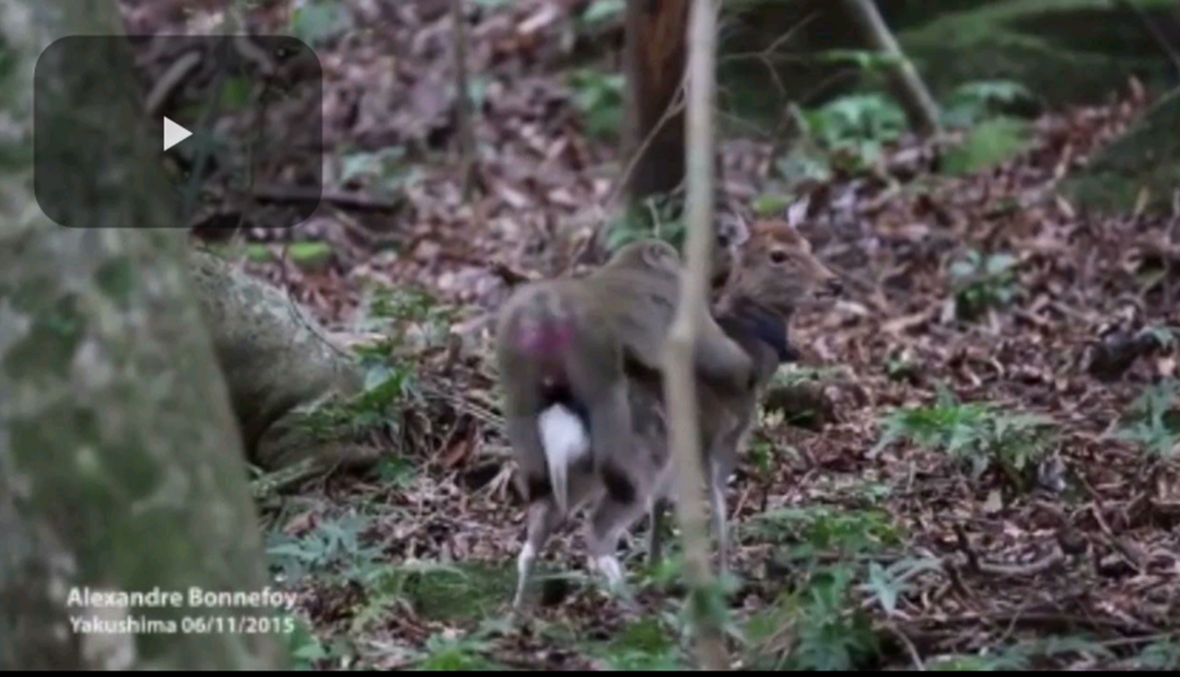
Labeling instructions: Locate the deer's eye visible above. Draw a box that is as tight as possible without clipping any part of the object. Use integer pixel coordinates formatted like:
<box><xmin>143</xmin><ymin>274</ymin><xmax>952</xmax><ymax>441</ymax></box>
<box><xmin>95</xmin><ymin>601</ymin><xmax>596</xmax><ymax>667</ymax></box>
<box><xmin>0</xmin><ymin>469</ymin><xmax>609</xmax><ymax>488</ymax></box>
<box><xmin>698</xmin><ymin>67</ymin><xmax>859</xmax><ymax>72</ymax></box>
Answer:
<box><xmin>770</xmin><ymin>250</ymin><xmax>789</xmax><ymax>264</ymax></box>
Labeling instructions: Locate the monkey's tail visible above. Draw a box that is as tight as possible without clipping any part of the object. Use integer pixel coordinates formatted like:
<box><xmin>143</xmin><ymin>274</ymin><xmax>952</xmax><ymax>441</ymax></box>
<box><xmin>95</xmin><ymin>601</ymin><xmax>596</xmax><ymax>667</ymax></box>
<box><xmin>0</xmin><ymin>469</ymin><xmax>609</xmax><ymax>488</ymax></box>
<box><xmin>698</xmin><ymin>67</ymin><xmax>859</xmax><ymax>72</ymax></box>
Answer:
<box><xmin>537</xmin><ymin>403</ymin><xmax>591</xmax><ymax>515</ymax></box>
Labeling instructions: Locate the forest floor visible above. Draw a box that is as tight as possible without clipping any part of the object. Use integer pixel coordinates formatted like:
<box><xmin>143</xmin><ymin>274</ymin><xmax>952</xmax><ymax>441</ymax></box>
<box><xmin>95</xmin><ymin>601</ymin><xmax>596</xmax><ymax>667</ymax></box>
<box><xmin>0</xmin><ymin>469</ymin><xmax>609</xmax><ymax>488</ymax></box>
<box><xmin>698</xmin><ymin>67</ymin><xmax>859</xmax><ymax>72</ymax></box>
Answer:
<box><xmin>121</xmin><ymin>0</ymin><xmax>1180</xmax><ymax>670</ymax></box>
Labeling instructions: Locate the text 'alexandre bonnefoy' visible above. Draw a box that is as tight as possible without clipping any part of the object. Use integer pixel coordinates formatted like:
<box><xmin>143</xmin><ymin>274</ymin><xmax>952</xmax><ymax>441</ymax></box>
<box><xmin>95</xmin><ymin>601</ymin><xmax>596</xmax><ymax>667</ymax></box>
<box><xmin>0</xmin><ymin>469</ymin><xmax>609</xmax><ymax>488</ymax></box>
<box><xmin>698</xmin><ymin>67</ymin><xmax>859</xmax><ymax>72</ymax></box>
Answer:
<box><xmin>67</xmin><ymin>586</ymin><xmax>298</xmax><ymax>611</ymax></box>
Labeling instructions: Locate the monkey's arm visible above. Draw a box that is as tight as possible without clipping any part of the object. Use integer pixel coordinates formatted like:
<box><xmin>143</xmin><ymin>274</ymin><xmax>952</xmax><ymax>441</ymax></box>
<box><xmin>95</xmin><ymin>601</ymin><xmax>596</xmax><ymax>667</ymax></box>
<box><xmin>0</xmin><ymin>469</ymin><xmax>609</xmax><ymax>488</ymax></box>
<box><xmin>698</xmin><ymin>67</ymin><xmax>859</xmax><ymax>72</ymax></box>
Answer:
<box><xmin>599</xmin><ymin>273</ymin><xmax>754</xmax><ymax>393</ymax></box>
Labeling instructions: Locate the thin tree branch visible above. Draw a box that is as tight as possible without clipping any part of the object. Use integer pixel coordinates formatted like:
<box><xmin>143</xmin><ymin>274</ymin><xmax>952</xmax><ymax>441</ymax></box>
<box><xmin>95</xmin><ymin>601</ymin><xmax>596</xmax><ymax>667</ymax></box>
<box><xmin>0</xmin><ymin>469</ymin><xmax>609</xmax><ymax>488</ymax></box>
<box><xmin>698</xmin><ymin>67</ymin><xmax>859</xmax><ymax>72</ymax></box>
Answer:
<box><xmin>452</xmin><ymin>0</ymin><xmax>478</xmax><ymax>200</ymax></box>
<box><xmin>664</xmin><ymin>0</ymin><xmax>728</xmax><ymax>669</ymax></box>
<box><xmin>1111</xmin><ymin>0</ymin><xmax>1180</xmax><ymax>77</ymax></box>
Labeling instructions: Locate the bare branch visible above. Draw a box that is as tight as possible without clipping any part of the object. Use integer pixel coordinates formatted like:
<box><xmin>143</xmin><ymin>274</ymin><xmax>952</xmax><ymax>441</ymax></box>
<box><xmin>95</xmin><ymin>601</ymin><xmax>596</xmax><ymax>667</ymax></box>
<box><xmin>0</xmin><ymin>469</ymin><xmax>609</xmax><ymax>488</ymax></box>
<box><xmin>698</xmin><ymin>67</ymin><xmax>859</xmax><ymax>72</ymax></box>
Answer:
<box><xmin>663</xmin><ymin>0</ymin><xmax>728</xmax><ymax>669</ymax></box>
<box><xmin>452</xmin><ymin>0</ymin><xmax>478</xmax><ymax>200</ymax></box>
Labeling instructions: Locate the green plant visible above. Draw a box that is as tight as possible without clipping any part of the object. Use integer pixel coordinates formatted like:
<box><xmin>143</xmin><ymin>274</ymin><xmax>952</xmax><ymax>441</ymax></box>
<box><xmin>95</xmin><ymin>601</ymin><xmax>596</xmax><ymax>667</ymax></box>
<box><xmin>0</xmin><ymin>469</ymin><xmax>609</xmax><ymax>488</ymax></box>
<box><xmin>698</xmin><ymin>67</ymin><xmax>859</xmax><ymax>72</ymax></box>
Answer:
<box><xmin>752</xmin><ymin>193</ymin><xmax>792</xmax><ymax>218</ymax></box>
<box><xmin>800</xmin><ymin>93</ymin><xmax>907</xmax><ymax>171</ymax></box>
<box><xmin>375</xmin><ymin>456</ymin><xmax>418</xmax><ymax>490</ymax></box>
<box><xmin>746</xmin><ymin>438</ymin><xmax>778</xmax><ymax>479</ymax></box>
<box><xmin>862</xmin><ymin>557</ymin><xmax>942</xmax><ymax>616</ymax></box>
<box><xmin>284</xmin><ymin>615</ymin><xmax>338</xmax><ymax>670</ymax></box>
<box><xmin>773</xmin><ymin>364</ymin><xmax>842</xmax><ymax>388</ymax></box>
<box><xmin>568</xmin><ymin>69</ymin><xmax>625</xmax><ymax>140</ymax></box>
<box><xmin>417</xmin><ymin>625</ymin><xmax>499</xmax><ymax>671</ymax></box>
<box><xmin>948</xmin><ymin>249</ymin><xmax>1019</xmax><ymax>320</ymax></box>
<box><xmin>1115</xmin><ymin>379</ymin><xmax>1180</xmax><ymax>458</ymax></box>
<box><xmin>813</xmin><ymin>49</ymin><xmax>906</xmax><ymax>75</ymax></box>
<box><xmin>746</xmin><ymin>565</ymin><xmax>881</xmax><ymax>671</ymax></box>
<box><xmin>265</xmin><ymin>512</ymin><xmax>384</xmax><ymax>583</ymax></box>
<box><xmin>1131</xmin><ymin>639</ymin><xmax>1180</xmax><ymax>670</ymax></box>
<box><xmin>874</xmin><ymin>386</ymin><xmax>1056</xmax><ymax>492</ymax></box>
<box><xmin>294</xmin><ymin>355</ymin><xmax>417</xmax><ymax>441</ymax></box>
<box><xmin>746</xmin><ymin>506</ymin><xmax>903</xmax><ymax>561</ymax></box>
<box><xmin>886</xmin><ymin>352</ymin><xmax>920</xmax><ymax>383</ymax></box>
<box><xmin>941</xmin><ymin>117</ymin><xmax>1031</xmax><ymax>176</ymax></box>
<box><xmin>576</xmin><ymin>0</ymin><xmax>625</xmax><ymax>34</ymax></box>
<box><xmin>349</xmin><ymin>562</ymin><xmax>514</xmax><ymax>632</ymax></box>
<box><xmin>338</xmin><ymin>146</ymin><xmax>419</xmax><ymax>195</ymax></box>
<box><xmin>598</xmin><ymin>617</ymin><xmax>686</xmax><ymax>671</ymax></box>
<box><xmin>370</xmin><ymin>285</ymin><xmax>459</xmax><ymax>342</ymax></box>
<box><xmin>941</xmin><ymin>80</ymin><xmax>1040</xmax><ymax>129</ymax></box>
<box><xmin>929</xmin><ymin>634</ymin><xmax>1113</xmax><ymax>671</ymax></box>
<box><xmin>790</xmin><ymin>567</ymin><xmax>880</xmax><ymax>671</ymax></box>
<box><xmin>604</xmin><ymin>190</ymin><xmax>687</xmax><ymax>253</ymax></box>
<box><xmin>1142</xmin><ymin>325</ymin><xmax>1178</xmax><ymax>350</ymax></box>
<box><xmin>289</xmin><ymin>0</ymin><xmax>352</xmax><ymax>47</ymax></box>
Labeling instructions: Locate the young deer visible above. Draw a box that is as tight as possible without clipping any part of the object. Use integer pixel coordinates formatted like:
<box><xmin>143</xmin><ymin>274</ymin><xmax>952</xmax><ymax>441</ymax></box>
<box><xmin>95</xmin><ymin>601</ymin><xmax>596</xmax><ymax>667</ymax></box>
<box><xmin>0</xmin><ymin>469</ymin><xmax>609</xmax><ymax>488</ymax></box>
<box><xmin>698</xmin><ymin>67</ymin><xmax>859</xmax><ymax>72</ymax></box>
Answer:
<box><xmin>506</xmin><ymin>218</ymin><xmax>840</xmax><ymax>611</ymax></box>
<box><xmin>643</xmin><ymin>218</ymin><xmax>842</xmax><ymax>574</ymax></box>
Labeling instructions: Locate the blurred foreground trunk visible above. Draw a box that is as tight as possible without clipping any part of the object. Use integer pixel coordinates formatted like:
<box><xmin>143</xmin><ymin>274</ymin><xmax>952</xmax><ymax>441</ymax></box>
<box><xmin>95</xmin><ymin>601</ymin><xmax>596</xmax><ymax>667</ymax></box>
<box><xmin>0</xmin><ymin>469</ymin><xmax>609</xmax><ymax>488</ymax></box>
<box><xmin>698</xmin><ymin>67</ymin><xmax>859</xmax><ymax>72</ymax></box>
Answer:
<box><xmin>0</xmin><ymin>1</ymin><xmax>284</xmax><ymax>669</ymax></box>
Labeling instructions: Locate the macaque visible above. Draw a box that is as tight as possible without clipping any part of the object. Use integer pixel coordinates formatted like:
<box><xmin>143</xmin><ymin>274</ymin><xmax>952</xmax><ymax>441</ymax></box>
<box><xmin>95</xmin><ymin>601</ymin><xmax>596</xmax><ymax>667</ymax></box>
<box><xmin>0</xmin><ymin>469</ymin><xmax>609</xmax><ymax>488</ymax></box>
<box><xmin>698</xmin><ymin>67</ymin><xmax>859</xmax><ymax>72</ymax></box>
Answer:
<box><xmin>494</xmin><ymin>239</ymin><xmax>756</xmax><ymax>610</ymax></box>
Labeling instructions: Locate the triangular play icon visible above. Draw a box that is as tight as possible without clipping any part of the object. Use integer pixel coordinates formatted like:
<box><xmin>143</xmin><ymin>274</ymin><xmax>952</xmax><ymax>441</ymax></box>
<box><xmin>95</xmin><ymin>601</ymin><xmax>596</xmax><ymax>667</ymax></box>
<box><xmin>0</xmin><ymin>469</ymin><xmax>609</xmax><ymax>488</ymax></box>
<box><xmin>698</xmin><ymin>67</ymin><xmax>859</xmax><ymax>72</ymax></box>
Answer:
<box><xmin>163</xmin><ymin>117</ymin><xmax>192</xmax><ymax>151</ymax></box>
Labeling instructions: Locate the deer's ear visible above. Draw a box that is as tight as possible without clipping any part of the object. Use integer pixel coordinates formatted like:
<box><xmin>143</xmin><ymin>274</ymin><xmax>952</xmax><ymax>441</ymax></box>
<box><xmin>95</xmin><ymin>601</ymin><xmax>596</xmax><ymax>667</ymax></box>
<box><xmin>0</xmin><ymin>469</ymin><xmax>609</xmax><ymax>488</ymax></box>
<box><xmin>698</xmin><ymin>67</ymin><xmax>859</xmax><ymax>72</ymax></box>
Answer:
<box><xmin>784</xmin><ymin>197</ymin><xmax>808</xmax><ymax>229</ymax></box>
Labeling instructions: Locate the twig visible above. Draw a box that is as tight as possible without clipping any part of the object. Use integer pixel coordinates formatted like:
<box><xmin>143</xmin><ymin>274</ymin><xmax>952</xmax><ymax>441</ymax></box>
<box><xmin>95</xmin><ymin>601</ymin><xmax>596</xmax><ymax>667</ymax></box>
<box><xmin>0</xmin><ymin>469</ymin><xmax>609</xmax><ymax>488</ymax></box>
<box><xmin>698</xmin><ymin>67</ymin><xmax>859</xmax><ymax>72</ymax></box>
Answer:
<box><xmin>889</xmin><ymin>623</ymin><xmax>926</xmax><ymax>671</ymax></box>
<box><xmin>1168</xmin><ymin>189</ymin><xmax>1179</xmax><ymax>306</ymax></box>
<box><xmin>145</xmin><ymin>50</ymin><xmax>202</xmax><ymax>117</ymax></box>
<box><xmin>1112</xmin><ymin>0</ymin><xmax>1180</xmax><ymax>77</ymax></box>
<box><xmin>665</xmin><ymin>0</ymin><xmax>728</xmax><ymax>670</ymax></box>
<box><xmin>451</xmin><ymin>0</ymin><xmax>479</xmax><ymax>200</ymax></box>
<box><xmin>717</xmin><ymin>10</ymin><xmax>822</xmax><ymax>121</ymax></box>
<box><xmin>903</xmin><ymin>610</ymin><xmax>1157</xmax><ymax>635</ymax></box>
<box><xmin>270</xmin><ymin>245</ymin><xmax>356</xmax><ymax>365</ymax></box>
<box><xmin>951</xmin><ymin>523</ymin><xmax>1067</xmax><ymax>577</ymax></box>
<box><xmin>582</xmin><ymin>0</ymin><xmax>728</xmax><ymax>262</ymax></box>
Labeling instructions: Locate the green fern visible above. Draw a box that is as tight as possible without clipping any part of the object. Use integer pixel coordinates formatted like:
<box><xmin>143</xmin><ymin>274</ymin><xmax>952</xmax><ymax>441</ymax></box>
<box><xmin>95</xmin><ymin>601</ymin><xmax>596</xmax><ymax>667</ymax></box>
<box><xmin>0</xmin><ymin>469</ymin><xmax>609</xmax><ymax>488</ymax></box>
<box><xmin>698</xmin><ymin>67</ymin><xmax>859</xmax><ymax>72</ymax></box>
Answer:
<box><xmin>1115</xmin><ymin>379</ymin><xmax>1180</xmax><ymax>458</ymax></box>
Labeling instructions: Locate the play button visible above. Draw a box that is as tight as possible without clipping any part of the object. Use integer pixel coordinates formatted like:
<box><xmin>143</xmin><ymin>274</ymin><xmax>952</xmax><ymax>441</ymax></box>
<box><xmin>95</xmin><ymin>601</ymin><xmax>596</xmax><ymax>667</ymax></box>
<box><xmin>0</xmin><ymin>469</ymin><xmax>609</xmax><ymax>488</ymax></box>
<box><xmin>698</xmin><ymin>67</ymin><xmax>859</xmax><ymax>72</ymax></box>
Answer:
<box><xmin>163</xmin><ymin>117</ymin><xmax>192</xmax><ymax>151</ymax></box>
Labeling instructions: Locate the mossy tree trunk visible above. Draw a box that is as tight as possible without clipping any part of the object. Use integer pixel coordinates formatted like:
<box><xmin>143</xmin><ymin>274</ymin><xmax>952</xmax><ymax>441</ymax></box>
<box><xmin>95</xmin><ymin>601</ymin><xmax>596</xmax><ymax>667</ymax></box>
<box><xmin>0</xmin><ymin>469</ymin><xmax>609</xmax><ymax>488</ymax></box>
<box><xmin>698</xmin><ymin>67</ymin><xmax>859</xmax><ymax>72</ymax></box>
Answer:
<box><xmin>0</xmin><ymin>1</ymin><xmax>284</xmax><ymax>669</ymax></box>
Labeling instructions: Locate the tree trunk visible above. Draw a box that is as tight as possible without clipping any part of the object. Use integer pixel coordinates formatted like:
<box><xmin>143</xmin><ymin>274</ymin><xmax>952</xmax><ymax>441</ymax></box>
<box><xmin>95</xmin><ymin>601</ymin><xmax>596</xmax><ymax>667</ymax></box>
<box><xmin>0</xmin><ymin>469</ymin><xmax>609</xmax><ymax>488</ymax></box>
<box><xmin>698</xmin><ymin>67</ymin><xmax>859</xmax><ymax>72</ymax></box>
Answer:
<box><xmin>623</xmin><ymin>0</ymin><xmax>691</xmax><ymax>203</ymax></box>
<box><xmin>0</xmin><ymin>1</ymin><xmax>285</xmax><ymax>669</ymax></box>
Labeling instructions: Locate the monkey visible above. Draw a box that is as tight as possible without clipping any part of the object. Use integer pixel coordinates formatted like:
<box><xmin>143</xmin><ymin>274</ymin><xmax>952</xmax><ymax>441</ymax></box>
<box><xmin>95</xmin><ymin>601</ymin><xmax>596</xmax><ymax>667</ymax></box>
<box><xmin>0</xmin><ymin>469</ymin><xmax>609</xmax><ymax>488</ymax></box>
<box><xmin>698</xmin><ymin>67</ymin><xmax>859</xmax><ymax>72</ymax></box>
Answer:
<box><xmin>494</xmin><ymin>238</ymin><xmax>757</xmax><ymax>611</ymax></box>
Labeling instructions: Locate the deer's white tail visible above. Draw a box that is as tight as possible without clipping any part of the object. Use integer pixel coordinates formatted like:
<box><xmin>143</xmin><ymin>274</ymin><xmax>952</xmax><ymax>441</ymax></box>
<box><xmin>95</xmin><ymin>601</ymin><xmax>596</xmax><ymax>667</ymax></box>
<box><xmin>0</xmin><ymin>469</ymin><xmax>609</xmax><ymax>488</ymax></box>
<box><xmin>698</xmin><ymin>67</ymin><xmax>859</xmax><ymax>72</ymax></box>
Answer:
<box><xmin>537</xmin><ymin>404</ymin><xmax>590</xmax><ymax>515</ymax></box>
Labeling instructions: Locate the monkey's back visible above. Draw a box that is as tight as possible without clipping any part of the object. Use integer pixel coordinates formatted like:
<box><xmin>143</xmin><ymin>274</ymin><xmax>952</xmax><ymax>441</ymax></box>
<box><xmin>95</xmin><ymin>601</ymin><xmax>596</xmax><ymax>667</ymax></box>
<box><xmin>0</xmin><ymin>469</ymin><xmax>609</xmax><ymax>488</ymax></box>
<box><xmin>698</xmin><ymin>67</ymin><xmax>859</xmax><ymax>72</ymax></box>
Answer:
<box><xmin>494</xmin><ymin>279</ymin><xmax>625</xmax><ymax>411</ymax></box>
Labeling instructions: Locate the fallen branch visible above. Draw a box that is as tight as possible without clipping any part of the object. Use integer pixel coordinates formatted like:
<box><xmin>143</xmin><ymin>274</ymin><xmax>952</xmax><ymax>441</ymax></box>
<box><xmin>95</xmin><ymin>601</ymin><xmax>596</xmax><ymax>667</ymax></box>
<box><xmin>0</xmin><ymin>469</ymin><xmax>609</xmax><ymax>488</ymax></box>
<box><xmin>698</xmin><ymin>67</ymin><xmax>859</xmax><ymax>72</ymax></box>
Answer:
<box><xmin>250</xmin><ymin>184</ymin><xmax>405</xmax><ymax>213</ymax></box>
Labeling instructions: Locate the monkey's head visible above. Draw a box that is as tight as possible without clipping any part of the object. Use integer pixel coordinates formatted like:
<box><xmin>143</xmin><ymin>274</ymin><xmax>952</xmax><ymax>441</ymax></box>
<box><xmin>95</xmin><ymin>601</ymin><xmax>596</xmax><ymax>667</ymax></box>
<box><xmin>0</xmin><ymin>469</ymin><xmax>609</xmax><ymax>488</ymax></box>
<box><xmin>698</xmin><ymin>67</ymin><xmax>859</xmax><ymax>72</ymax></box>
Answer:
<box><xmin>728</xmin><ymin>219</ymin><xmax>842</xmax><ymax>318</ymax></box>
<box><xmin>710</xmin><ymin>212</ymin><xmax>748</xmax><ymax>293</ymax></box>
<box><xmin>604</xmin><ymin>239</ymin><xmax>681</xmax><ymax>277</ymax></box>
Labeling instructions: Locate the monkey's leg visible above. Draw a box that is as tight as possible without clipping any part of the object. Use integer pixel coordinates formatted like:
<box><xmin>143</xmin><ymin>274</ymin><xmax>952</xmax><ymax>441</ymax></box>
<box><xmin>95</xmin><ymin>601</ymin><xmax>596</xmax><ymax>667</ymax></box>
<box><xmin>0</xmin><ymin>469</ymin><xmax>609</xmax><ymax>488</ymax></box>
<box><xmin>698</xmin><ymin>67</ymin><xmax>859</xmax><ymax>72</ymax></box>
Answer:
<box><xmin>708</xmin><ymin>459</ymin><xmax>731</xmax><ymax>578</ymax></box>
<box><xmin>647</xmin><ymin>498</ymin><xmax>667</xmax><ymax>565</ymax></box>
<box><xmin>586</xmin><ymin>492</ymin><xmax>649</xmax><ymax>608</ymax></box>
<box><xmin>512</xmin><ymin>498</ymin><xmax>563</xmax><ymax>612</ymax></box>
